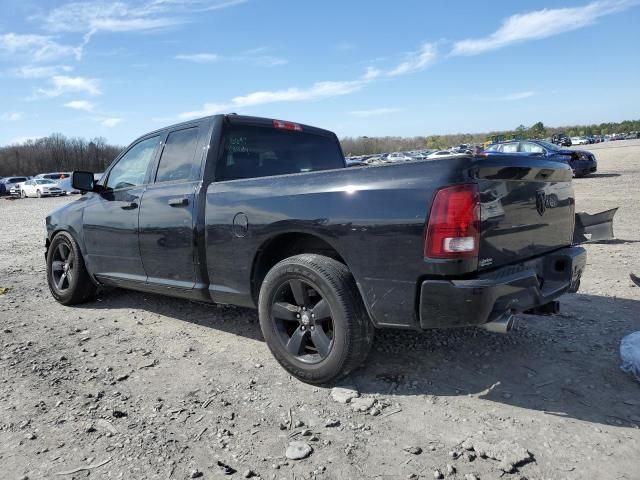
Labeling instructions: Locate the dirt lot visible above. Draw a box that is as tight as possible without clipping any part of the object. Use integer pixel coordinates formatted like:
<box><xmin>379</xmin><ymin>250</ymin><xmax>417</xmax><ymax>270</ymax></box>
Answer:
<box><xmin>1</xmin><ymin>140</ymin><xmax>639</xmax><ymax>480</ymax></box>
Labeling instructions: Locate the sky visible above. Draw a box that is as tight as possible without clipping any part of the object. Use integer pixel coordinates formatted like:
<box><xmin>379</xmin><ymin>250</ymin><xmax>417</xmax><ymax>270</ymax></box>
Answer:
<box><xmin>1</xmin><ymin>0</ymin><xmax>639</xmax><ymax>146</ymax></box>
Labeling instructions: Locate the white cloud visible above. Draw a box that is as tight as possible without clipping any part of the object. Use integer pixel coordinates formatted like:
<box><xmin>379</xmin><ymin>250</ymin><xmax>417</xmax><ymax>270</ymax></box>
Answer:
<box><xmin>0</xmin><ymin>33</ymin><xmax>82</xmax><ymax>62</ymax></box>
<box><xmin>500</xmin><ymin>91</ymin><xmax>536</xmax><ymax>101</ymax></box>
<box><xmin>8</xmin><ymin>135</ymin><xmax>44</xmax><ymax>145</ymax></box>
<box><xmin>36</xmin><ymin>75</ymin><xmax>101</xmax><ymax>98</ymax></box>
<box><xmin>387</xmin><ymin>43</ymin><xmax>437</xmax><ymax>77</ymax></box>
<box><xmin>175</xmin><ymin>53</ymin><xmax>219</xmax><ymax>63</ymax></box>
<box><xmin>362</xmin><ymin>67</ymin><xmax>381</xmax><ymax>81</ymax></box>
<box><xmin>175</xmin><ymin>49</ymin><xmax>287</xmax><ymax>66</ymax></box>
<box><xmin>472</xmin><ymin>91</ymin><xmax>537</xmax><ymax>102</ymax></box>
<box><xmin>336</xmin><ymin>42</ymin><xmax>356</xmax><ymax>52</ymax></box>
<box><xmin>177</xmin><ymin>103</ymin><xmax>231</xmax><ymax>119</ymax></box>
<box><xmin>349</xmin><ymin>107</ymin><xmax>404</xmax><ymax>117</ymax></box>
<box><xmin>39</xmin><ymin>0</ymin><xmax>247</xmax><ymax>36</ymax></box>
<box><xmin>98</xmin><ymin>117</ymin><xmax>123</xmax><ymax>127</ymax></box>
<box><xmin>250</xmin><ymin>55</ymin><xmax>288</xmax><ymax>67</ymax></box>
<box><xmin>451</xmin><ymin>0</ymin><xmax>638</xmax><ymax>56</ymax></box>
<box><xmin>198</xmin><ymin>0</ymin><xmax>248</xmax><ymax>11</ymax></box>
<box><xmin>1</xmin><ymin>112</ymin><xmax>25</xmax><ymax>122</ymax></box>
<box><xmin>64</xmin><ymin>100</ymin><xmax>96</xmax><ymax>111</ymax></box>
<box><xmin>61</xmin><ymin>100</ymin><xmax>121</xmax><ymax>127</ymax></box>
<box><xmin>178</xmin><ymin>68</ymin><xmax>380</xmax><ymax>120</ymax></box>
<box><xmin>13</xmin><ymin>65</ymin><xmax>73</xmax><ymax>78</ymax></box>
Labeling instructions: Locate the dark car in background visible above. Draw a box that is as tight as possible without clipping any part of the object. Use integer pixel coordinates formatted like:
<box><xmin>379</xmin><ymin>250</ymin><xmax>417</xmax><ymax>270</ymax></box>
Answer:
<box><xmin>551</xmin><ymin>133</ymin><xmax>572</xmax><ymax>147</ymax></box>
<box><xmin>485</xmin><ymin>140</ymin><xmax>597</xmax><ymax>177</ymax></box>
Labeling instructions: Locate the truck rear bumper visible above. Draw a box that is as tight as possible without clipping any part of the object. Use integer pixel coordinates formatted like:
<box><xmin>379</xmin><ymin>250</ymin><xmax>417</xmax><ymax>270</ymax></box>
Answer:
<box><xmin>419</xmin><ymin>246</ymin><xmax>586</xmax><ymax>329</ymax></box>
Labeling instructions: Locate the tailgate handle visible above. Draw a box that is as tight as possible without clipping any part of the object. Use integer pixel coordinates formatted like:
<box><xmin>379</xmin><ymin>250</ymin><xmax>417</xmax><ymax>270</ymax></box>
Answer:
<box><xmin>168</xmin><ymin>197</ymin><xmax>189</xmax><ymax>207</ymax></box>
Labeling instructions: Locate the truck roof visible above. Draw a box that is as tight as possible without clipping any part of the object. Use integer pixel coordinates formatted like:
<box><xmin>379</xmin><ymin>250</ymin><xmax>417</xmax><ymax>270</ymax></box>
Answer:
<box><xmin>140</xmin><ymin>114</ymin><xmax>337</xmax><ymax>141</ymax></box>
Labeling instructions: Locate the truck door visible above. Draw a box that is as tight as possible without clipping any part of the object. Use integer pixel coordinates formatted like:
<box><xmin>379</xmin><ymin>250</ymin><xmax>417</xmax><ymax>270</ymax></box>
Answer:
<box><xmin>138</xmin><ymin>124</ymin><xmax>204</xmax><ymax>289</ymax></box>
<box><xmin>82</xmin><ymin>135</ymin><xmax>161</xmax><ymax>283</ymax></box>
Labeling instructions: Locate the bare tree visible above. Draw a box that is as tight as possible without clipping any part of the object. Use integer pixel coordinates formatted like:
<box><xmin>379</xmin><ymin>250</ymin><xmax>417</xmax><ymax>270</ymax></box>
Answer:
<box><xmin>0</xmin><ymin>134</ymin><xmax>122</xmax><ymax>176</ymax></box>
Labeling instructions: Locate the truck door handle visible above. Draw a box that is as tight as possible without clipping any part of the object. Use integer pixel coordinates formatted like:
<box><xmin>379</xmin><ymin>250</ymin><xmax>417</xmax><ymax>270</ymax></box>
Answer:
<box><xmin>121</xmin><ymin>202</ymin><xmax>138</xmax><ymax>210</ymax></box>
<box><xmin>168</xmin><ymin>197</ymin><xmax>189</xmax><ymax>207</ymax></box>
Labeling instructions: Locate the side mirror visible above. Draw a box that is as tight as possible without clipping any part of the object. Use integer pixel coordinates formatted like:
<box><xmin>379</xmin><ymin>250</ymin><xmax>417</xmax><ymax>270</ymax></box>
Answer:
<box><xmin>72</xmin><ymin>171</ymin><xmax>95</xmax><ymax>192</ymax></box>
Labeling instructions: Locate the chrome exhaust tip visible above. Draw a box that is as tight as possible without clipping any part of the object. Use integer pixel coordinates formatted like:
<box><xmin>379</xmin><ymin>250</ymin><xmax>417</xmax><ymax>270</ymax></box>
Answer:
<box><xmin>480</xmin><ymin>313</ymin><xmax>514</xmax><ymax>334</ymax></box>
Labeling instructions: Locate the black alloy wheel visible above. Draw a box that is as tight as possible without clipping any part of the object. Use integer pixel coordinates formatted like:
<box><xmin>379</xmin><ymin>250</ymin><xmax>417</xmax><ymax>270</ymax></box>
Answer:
<box><xmin>50</xmin><ymin>242</ymin><xmax>75</xmax><ymax>293</ymax></box>
<box><xmin>271</xmin><ymin>278</ymin><xmax>334</xmax><ymax>363</ymax></box>
<box><xmin>46</xmin><ymin>232</ymin><xmax>97</xmax><ymax>305</ymax></box>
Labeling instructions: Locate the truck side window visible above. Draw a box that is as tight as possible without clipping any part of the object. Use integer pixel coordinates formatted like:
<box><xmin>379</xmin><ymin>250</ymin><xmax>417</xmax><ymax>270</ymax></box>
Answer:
<box><xmin>155</xmin><ymin>127</ymin><xmax>200</xmax><ymax>183</ymax></box>
<box><xmin>106</xmin><ymin>136</ymin><xmax>160</xmax><ymax>190</ymax></box>
<box><xmin>218</xmin><ymin>125</ymin><xmax>344</xmax><ymax>181</ymax></box>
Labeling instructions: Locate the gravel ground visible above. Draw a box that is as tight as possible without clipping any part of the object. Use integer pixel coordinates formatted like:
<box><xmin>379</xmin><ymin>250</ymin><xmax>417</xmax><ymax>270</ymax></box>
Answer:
<box><xmin>1</xmin><ymin>140</ymin><xmax>639</xmax><ymax>480</ymax></box>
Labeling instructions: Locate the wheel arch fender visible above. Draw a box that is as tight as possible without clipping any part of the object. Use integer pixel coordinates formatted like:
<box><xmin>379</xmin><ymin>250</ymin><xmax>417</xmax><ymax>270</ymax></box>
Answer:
<box><xmin>46</xmin><ymin>203</ymin><xmax>92</xmax><ymax>274</ymax></box>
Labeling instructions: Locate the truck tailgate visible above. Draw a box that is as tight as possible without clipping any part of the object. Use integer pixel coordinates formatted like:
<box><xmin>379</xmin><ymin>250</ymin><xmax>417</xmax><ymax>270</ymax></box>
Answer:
<box><xmin>475</xmin><ymin>157</ymin><xmax>575</xmax><ymax>271</ymax></box>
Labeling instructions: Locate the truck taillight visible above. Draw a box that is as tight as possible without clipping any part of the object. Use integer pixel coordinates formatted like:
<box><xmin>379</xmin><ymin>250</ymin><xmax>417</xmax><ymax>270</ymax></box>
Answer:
<box><xmin>424</xmin><ymin>184</ymin><xmax>480</xmax><ymax>259</ymax></box>
<box><xmin>273</xmin><ymin>119</ymin><xmax>303</xmax><ymax>131</ymax></box>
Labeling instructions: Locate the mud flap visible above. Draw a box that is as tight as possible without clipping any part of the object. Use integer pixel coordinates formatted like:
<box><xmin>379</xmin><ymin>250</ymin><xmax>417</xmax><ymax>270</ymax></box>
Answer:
<box><xmin>573</xmin><ymin>208</ymin><xmax>618</xmax><ymax>244</ymax></box>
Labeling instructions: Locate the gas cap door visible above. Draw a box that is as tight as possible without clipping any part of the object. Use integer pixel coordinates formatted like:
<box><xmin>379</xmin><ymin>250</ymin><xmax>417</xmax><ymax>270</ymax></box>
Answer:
<box><xmin>232</xmin><ymin>212</ymin><xmax>249</xmax><ymax>238</ymax></box>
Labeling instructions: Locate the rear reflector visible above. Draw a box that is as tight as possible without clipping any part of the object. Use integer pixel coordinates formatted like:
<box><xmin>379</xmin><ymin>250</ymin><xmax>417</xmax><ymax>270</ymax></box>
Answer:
<box><xmin>424</xmin><ymin>184</ymin><xmax>480</xmax><ymax>259</ymax></box>
<box><xmin>273</xmin><ymin>119</ymin><xmax>303</xmax><ymax>131</ymax></box>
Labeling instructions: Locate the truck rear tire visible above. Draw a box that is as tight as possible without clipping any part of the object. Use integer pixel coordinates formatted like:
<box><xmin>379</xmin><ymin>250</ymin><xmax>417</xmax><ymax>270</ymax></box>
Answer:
<box><xmin>258</xmin><ymin>254</ymin><xmax>374</xmax><ymax>384</ymax></box>
<box><xmin>47</xmin><ymin>231</ymin><xmax>97</xmax><ymax>305</ymax></box>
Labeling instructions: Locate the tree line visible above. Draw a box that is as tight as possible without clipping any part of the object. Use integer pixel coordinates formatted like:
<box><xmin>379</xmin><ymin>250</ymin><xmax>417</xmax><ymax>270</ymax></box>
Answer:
<box><xmin>341</xmin><ymin>119</ymin><xmax>640</xmax><ymax>155</ymax></box>
<box><xmin>0</xmin><ymin>134</ymin><xmax>123</xmax><ymax>177</ymax></box>
<box><xmin>2</xmin><ymin>118</ymin><xmax>639</xmax><ymax>174</ymax></box>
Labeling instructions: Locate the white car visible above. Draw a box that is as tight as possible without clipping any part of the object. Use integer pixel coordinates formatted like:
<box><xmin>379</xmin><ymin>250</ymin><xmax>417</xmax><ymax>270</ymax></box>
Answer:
<box><xmin>55</xmin><ymin>177</ymin><xmax>79</xmax><ymax>195</ymax></box>
<box><xmin>386</xmin><ymin>152</ymin><xmax>413</xmax><ymax>162</ymax></box>
<box><xmin>9</xmin><ymin>183</ymin><xmax>25</xmax><ymax>196</ymax></box>
<box><xmin>20</xmin><ymin>179</ymin><xmax>66</xmax><ymax>198</ymax></box>
<box><xmin>427</xmin><ymin>150</ymin><xmax>467</xmax><ymax>159</ymax></box>
<box><xmin>570</xmin><ymin>136</ymin><xmax>589</xmax><ymax>145</ymax></box>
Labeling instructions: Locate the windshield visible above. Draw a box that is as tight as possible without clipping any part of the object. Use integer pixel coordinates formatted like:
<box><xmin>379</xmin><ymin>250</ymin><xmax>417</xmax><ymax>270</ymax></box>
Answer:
<box><xmin>35</xmin><ymin>179</ymin><xmax>54</xmax><ymax>184</ymax></box>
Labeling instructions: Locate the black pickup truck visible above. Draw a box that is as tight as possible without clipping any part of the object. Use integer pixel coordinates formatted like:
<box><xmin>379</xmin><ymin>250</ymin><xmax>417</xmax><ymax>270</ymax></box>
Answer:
<box><xmin>45</xmin><ymin>115</ymin><xmax>613</xmax><ymax>383</ymax></box>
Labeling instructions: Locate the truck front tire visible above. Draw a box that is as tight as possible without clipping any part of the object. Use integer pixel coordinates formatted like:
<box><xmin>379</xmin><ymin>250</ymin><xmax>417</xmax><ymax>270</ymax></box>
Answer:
<box><xmin>258</xmin><ymin>254</ymin><xmax>374</xmax><ymax>384</ymax></box>
<box><xmin>47</xmin><ymin>232</ymin><xmax>97</xmax><ymax>305</ymax></box>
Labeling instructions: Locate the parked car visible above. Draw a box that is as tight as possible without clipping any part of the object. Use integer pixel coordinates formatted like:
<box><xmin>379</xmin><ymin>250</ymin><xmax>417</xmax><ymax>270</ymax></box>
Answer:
<box><xmin>20</xmin><ymin>178</ymin><xmax>66</xmax><ymax>197</ymax></box>
<box><xmin>571</xmin><ymin>136</ymin><xmax>589</xmax><ymax>145</ymax></box>
<box><xmin>36</xmin><ymin>172</ymin><xmax>71</xmax><ymax>181</ymax></box>
<box><xmin>385</xmin><ymin>152</ymin><xmax>413</xmax><ymax>162</ymax></box>
<box><xmin>345</xmin><ymin>158</ymin><xmax>366</xmax><ymax>167</ymax></box>
<box><xmin>427</xmin><ymin>150</ymin><xmax>467</xmax><ymax>159</ymax></box>
<box><xmin>0</xmin><ymin>176</ymin><xmax>28</xmax><ymax>196</ymax></box>
<box><xmin>55</xmin><ymin>177</ymin><xmax>80</xmax><ymax>195</ymax></box>
<box><xmin>551</xmin><ymin>133</ymin><xmax>572</xmax><ymax>147</ymax></box>
<box><xmin>484</xmin><ymin>140</ymin><xmax>597</xmax><ymax>177</ymax></box>
<box><xmin>45</xmin><ymin>114</ymin><xmax>612</xmax><ymax>383</ymax></box>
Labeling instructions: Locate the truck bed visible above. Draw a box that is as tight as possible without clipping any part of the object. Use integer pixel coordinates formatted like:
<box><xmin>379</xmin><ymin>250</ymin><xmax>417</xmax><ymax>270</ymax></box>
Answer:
<box><xmin>204</xmin><ymin>154</ymin><xmax>576</xmax><ymax>328</ymax></box>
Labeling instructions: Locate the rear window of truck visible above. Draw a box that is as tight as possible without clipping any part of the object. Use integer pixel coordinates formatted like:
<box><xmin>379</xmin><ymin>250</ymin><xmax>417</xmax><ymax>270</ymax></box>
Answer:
<box><xmin>217</xmin><ymin>125</ymin><xmax>344</xmax><ymax>181</ymax></box>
